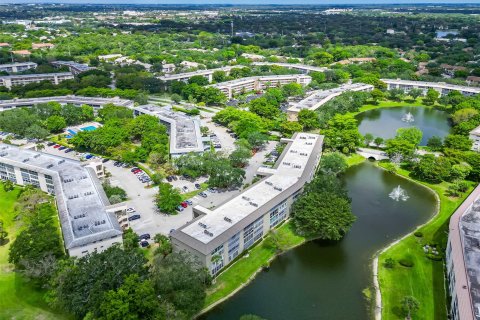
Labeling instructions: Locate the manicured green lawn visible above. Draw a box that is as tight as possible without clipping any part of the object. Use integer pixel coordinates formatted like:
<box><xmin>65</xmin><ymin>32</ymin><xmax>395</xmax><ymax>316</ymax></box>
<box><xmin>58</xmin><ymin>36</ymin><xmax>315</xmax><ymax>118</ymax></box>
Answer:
<box><xmin>345</xmin><ymin>153</ymin><xmax>366</xmax><ymax>167</ymax></box>
<box><xmin>0</xmin><ymin>185</ymin><xmax>69</xmax><ymax>320</ymax></box>
<box><xmin>203</xmin><ymin>222</ymin><xmax>305</xmax><ymax>310</ymax></box>
<box><xmin>376</xmin><ymin>163</ymin><xmax>472</xmax><ymax>320</ymax></box>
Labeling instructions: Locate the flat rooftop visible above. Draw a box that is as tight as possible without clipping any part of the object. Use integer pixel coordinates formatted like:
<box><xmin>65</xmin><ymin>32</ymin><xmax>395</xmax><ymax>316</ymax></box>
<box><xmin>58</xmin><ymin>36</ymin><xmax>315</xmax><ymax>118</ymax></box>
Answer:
<box><xmin>172</xmin><ymin>132</ymin><xmax>323</xmax><ymax>254</ymax></box>
<box><xmin>252</xmin><ymin>62</ymin><xmax>329</xmax><ymax>72</ymax></box>
<box><xmin>458</xmin><ymin>196</ymin><xmax>480</xmax><ymax>318</ymax></box>
<box><xmin>134</xmin><ymin>105</ymin><xmax>204</xmax><ymax>155</ymax></box>
<box><xmin>0</xmin><ymin>95</ymin><xmax>134</xmax><ymax>109</ymax></box>
<box><xmin>288</xmin><ymin>83</ymin><xmax>373</xmax><ymax>113</ymax></box>
<box><xmin>52</xmin><ymin>61</ymin><xmax>93</xmax><ymax>72</ymax></box>
<box><xmin>0</xmin><ymin>62</ymin><xmax>37</xmax><ymax>68</ymax></box>
<box><xmin>209</xmin><ymin>74</ymin><xmax>311</xmax><ymax>88</ymax></box>
<box><xmin>470</xmin><ymin>125</ymin><xmax>480</xmax><ymax>137</ymax></box>
<box><xmin>0</xmin><ymin>72</ymin><xmax>73</xmax><ymax>80</ymax></box>
<box><xmin>381</xmin><ymin>79</ymin><xmax>480</xmax><ymax>93</ymax></box>
<box><xmin>0</xmin><ymin>144</ymin><xmax>122</xmax><ymax>250</ymax></box>
<box><xmin>158</xmin><ymin>66</ymin><xmax>234</xmax><ymax>81</ymax></box>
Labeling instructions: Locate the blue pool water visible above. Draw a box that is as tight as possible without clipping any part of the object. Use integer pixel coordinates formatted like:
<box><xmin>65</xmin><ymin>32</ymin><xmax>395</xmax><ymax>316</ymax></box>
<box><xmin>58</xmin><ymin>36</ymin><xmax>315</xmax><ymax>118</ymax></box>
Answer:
<box><xmin>65</xmin><ymin>135</ymin><xmax>73</xmax><ymax>139</ymax></box>
<box><xmin>67</xmin><ymin>129</ymin><xmax>77</xmax><ymax>135</ymax></box>
<box><xmin>81</xmin><ymin>126</ymin><xmax>97</xmax><ymax>131</ymax></box>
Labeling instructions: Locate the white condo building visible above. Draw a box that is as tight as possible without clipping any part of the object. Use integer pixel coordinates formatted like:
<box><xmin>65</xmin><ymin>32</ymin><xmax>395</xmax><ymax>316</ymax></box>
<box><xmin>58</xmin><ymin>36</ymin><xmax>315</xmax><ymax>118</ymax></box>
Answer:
<box><xmin>382</xmin><ymin>79</ymin><xmax>480</xmax><ymax>96</ymax></box>
<box><xmin>133</xmin><ymin>105</ymin><xmax>206</xmax><ymax>157</ymax></box>
<box><xmin>0</xmin><ymin>144</ymin><xmax>125</xmax><ymax>257</ymax></box>
<box><xmin>209</xmin><ymin>74</ymin><xmax>312</xmax><ymax>99</ymax></box>
<box><xmin>0</xmin><ymin>72</ymin><xmax>74</xmax><ymax>89</ymax></box>
<box><xmin>447</xmin><ymin>184</ymin><xmax>480</xmax><ymax>320</ymax></box>
<box><xmin>0</xmin><ymin>62</ymin><xmax>37</xmax><ymax>73</ymax></box>
<box><xmin>171</xmin><ymin>133</ymin><xmax>323</xmax><ymax>275</ymax></box>
<box><xmin>469</xmin><ymin>125</ymin><xmax>480</xmax><ymax>152</ymax></box>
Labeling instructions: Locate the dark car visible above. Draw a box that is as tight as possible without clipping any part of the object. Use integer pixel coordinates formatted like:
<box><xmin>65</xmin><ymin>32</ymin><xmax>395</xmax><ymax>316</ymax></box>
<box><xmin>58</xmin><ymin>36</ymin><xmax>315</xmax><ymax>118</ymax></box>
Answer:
<box><xmin>139</xmin><ymin>233</ymin><xmax>151</xmax><ymax>240</ymax></box>
<box><xmin>195</xmin><ymin>183</ymin><xmax>201</xmax><ymax>189</ymax></box>
<box><xmin>102</xmin><ymin>158</ymin><xmax>109</xmax><ymax>163</ymax></box>
<box><xmin>131</xmin><ymin>167</ymin><xmax>140</xmax><ymax>172</ymax></box>
<box><xmin>65</xmin><ymin>148</ymin><xmax>73</xmax><ymax>153</ymax></box>
<box><xmin>128</xmin><ymin>214</ymin><xmax>141</xmax><ymax>221</ymax></box>
<box><xmin>199</xmin><ymin>192</ymin><xmax>208</xmax><ymax>198</ymax></box>
<box><xmin>166</xmin><ymin>176</ymin><xmax>173</xmax><ymax>182</ymax></box>
<box><xmin>140</xmin><ymin>240</ymin><xmax>149</xmax><ymax>248</ymax></box>
<box><xmin>176</xmin><ymin>206</ymin><xmax>184</xmax><ymax>212</ymax></box>
<box><xmin>58</xmin><ymin>146</ymin><xmax>66</xmax><ymax>150</ymax></box>
<box><xmin>47</xmin><ymin>142</ymin><xmax>55</xmax><ymax>146</ymax></box>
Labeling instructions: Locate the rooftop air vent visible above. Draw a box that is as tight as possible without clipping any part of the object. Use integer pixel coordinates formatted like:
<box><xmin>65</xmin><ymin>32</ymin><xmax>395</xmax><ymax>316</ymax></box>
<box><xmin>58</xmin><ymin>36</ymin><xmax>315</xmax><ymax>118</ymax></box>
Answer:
<box><xmin>282</xmin><ymin>162</ymin><xmax>291</xmax><ymax>166</ymax></box>
<box><xmin>308</xmin><ymin>136</ymin><xmax>315</xmax><ymax>139</ymax></box>
<box><xmin>204</xmin><ymin>230</ymin><xmax>213</xmax><ymax>237</ymax></box>
<box><xmin>242</xmin><ymin>196</ymin><xmax>250</xmax><ymax>201</ymax></box>
<box><xmin>58</xmin><ymin>159</ymin><xmax>65</xmax><ymax>164</ymax></box>
<box><xmin>198</xmin><ymin>222</ymin><xmax>207</xmax><ymax>229</ymax></box>
<box><xmin>293</xmin><ymin>165</ymin><xmax>302</xmax><ymax>169</ymax></box>
<box><xmin>33</xmin><ymin>154</ymin><xmax>40</xmax><ymax>158</ymax></box>
<box><xmin>299</xmin><ymin>136</ymin><xmax>306</xmax><ymax>139</ymax></box>
<box><xmin>265</xmin><ymin>181</ymin><xmax>273</xmax><ymax>186</ymax></box>
<box><xmin>47</xmin><ymin>164</ymin><xmax>54</xmax><ymax>169</ymax></box>
<box><xmin>0</xmin><ymin>152</ymin><xmax>6</xmax><ymax>157</ymax></box>
<box><xmin>290</xmin><ymin>150</ymin><xmax>297</xmax><ymax>153</ymax></box>
<box><xmin>249</xmin><ymin>202</ymin><xmax>258</xmax><ymax>207</ymax></box>
<box><xmin>300</xmin><ymin>152</ymin><xmax>308</xmax><ymax>156</ymax></box>
<box><xmin>305</xmin><ymin>142</ymin><xmax>313</xmax><ymax>145</ymax></box>
<box><xmin>22</xmin><ymin>158</ymin><xmax>30</xmax><ymax>162</ymax></box>
<box><xmin>224</xmin><ymin>217</ymin><xmax>232</xmax><ymax>223</ymax></box>
<box><xmin>274</xmin><ymin>186</ymin><xmax>283</xmax><ymax>191</ymax></box>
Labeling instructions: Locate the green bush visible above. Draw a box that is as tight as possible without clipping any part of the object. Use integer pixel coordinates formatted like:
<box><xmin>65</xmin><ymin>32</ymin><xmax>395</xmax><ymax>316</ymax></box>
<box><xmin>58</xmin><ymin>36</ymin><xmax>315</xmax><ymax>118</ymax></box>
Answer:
<box><xmin>399</xmin><ymin>258</ymin><xmax>414</xmax><ymax>268</ymax></box>
<box><xmin>383</xmin><ymin>257</ymin><xmax>395</xmax><ymax>269</ymax></box>
<box><xmin>414</xmin><ymin>231</ymin><xmax>423</xmax><ymax>238</ymax></box>
<box><xmin>426</xmin><ymin>254</ymin><xmax>443</xmax><ymax>261</ymax></box>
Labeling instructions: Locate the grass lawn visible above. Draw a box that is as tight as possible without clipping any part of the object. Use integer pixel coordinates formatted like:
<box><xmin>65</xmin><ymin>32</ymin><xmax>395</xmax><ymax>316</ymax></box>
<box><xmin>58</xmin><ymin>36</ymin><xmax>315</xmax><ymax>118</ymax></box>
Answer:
<box><xmin>345</xmin><ymin>153</ymin><xmax>366</xmax><ymax>167</ymax></box>
<box><xmin>181</xmin><ymin>182</ymin><xmax>208</xmax><ymax>201</ymax></box>
<box><xmin>203</xmin><ymin>222</ymin><xmax>305</xmax><ymax>311</ymax></box>
<box><xmin>0</xmin><ymin>185</ymin><xmax>69</xmax><ymax>320</ymax></box>
<box><xmin>376</xmin><ymin>163</ymin><xmax>472</xmax><ymax>320</ymax></box>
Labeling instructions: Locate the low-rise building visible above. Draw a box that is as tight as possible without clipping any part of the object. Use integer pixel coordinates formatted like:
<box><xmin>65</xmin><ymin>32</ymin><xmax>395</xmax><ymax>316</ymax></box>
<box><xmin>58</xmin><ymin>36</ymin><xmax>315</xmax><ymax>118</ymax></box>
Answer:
<box><xmin>51</xmin><ymin>61</ymin><xmax>93</xmax><ymax>75</ymax></box>
<box><xmin>0</xmin><ymin>62</ymin><xmax>37</xmax><ymax>73</ymax></box>
<box><xmin>467</xmin><ymin>76</ymin><xmax>480</xmax><ymax>86</ymax></box>
<box><xmin>133</xmin><ymin>105</ymin><xmax>205</xmax><ymax>157</ymax></box>
<box><xmin>209</xmin><ymin>74</ymin><xmax>312</xmax><ymax>99</ymax></box>
<box><xmin>0</xmin><ymin>144</ymin><xmax>125</xmax><ymax>257</ymax></box>
<box><xmin>241</xmin><ymin>53</ymin><xmax>265</xmax><ymax>61</ymax></box>
<box><xmin>162</xmin><ymin>63</ymin><xmax>176</xmax><ymax>74</ymax></box>
<box><xmin>0</xmin><ymin>72</ymin><xmax>74</xmax><ymax>89</ymax></box>
<box><xmin>446</xmin><ymin>184</ymin><xmax>480</xmax><ymax>320</ymax></box>
<box><xmin>32</xmin><ymin>43</ymin><xmax>55</xmax><ymax>50</ymax></box>
<box><xmin>10</xmin><ymin>50</ymin><xmax>31</xmax><ymax>56</ymax></box>
<box><xmin>382</xmin><ymin>79</ymin><xmax>480</xmax><ymax>96</ymax></box>
<box><xmin>180</xmin><ymin>61</ymin><xmax>200</xmax><ymax>69</ymax></box>
<box><xmin>171</xmin><ymin>133</ymin><xmax>323</xmax><ymax>275</ymax></box>
<box><xmin>0</xmin><ymin>95</ymin><xmax>134</xmax><ymax>112</ymax></box>
<box><xmin>440</xmin><ymin>64</ymin><xmax>468</xmax><ymax>77</ymax></box>
<box><xmin>287</xmin><ymin>83</ymin><xmax>373</xmax><ymax>120</ymax></box>
<box><xmin>469</xmin><ymin>125</ymin><xmax>480</xmax><ymax>152</ymax></box>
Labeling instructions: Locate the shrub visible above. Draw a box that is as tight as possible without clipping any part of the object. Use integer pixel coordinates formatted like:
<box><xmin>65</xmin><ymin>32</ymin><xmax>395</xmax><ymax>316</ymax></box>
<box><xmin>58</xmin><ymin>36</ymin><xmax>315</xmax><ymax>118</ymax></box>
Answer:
<box><xmin>383</xmin><ymin>257</ymin><xmax>395</xmax><ymax>269</ymax></box>
<box><xmin>426</xmin><ymin>253</ymin><xmax>443</xmax><ymax>261</ymax></box>
<box><xmin>414</xmin><ymin>231</ymin><xmax>423</xmax><ymax>238</ymax></box>
<box><xmin>399</xmin><ymin>258</ymin><xmax>414</xmax><ymax>268</ymax></box>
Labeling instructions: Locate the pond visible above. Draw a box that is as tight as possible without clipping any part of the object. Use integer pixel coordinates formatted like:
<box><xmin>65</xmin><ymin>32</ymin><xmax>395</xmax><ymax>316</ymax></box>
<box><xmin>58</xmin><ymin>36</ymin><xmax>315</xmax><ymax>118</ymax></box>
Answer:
<box><xmin>202</xmin><ymin>162</ymin><xmax>437</xmax><ymax>320</ymax></box>
<box><xmin>356</xmin><ymin>106</ymin><xmax>451</xmax><ymax>145</ymax></box>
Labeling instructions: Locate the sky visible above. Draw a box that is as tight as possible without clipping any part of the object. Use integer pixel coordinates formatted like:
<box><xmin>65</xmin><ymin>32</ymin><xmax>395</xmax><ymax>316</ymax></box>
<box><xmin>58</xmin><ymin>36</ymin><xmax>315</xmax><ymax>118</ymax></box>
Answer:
<box><xmin>2</xmin><ymin>0</ymin><xmax>480</xmax><ymax>4</ymax></box>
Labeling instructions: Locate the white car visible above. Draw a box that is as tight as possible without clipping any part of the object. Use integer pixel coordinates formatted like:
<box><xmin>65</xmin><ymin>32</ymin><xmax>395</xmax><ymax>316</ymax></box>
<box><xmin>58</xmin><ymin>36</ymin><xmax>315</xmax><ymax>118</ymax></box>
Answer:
<box><xmin>126</xmin><ymin>207</ymin><xmax>135</xmax><ymax>213</ymax></box>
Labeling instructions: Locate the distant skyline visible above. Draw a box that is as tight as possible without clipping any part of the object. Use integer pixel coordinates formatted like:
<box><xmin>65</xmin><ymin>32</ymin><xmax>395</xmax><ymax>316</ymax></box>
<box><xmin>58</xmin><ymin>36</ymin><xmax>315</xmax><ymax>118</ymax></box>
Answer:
<box><xmin>2</xmin><ymin>0</ymin><xmax>480</xmax><ymax>4</ymax></box>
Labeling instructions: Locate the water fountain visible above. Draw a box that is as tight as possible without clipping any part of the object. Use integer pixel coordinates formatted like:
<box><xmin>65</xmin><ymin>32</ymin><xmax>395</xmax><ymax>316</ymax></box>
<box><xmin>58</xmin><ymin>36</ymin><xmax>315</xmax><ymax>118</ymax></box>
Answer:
<box><xmin>401</xmin><ymin>112</ymin><xmax>415</xmax><ymax>123</ymax></box>
<box><xmin>389</xmin><ymin>185</ymin><xmax>409</xmax><ymax>202</ymax></box>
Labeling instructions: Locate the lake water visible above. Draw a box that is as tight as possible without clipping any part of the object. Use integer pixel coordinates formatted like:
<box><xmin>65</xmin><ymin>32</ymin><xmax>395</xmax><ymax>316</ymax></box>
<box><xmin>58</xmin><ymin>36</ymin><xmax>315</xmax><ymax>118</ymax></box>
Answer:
<box><xmin>203</xmin><ymin>162</ymin><xmax>437</xmax><ymax>320</ymax></box>
<box><xmin>436</xmin><ymin>30</ymin><xmax>458</xmax><ymax>38</ymax></box>
<box><xmin>356</xmin><ymin>106</ymin><xmax>451</xmax><ymax>145</ymax></box>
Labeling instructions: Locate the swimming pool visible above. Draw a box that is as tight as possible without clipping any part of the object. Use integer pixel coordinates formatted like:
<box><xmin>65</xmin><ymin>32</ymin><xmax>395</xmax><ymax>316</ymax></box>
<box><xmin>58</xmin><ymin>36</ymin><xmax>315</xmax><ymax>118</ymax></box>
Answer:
<box><xmin>81</xmin><ymin>126</ymin><xmax>97</xmax><ymax>131</ymax></box>
<box><xmin>67</xmin><ymin>129</ymin><xmax>77</xmax><ymax>135</ymax></box>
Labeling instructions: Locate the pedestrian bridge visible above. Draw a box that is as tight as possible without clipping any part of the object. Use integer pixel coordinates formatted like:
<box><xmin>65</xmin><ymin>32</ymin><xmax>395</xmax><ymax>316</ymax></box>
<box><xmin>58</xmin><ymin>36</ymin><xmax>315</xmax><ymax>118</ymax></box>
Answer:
<box><xmin>357</xmin><ymin>148</ymin><xmax>389</xmax><ymax>161</ymax></box>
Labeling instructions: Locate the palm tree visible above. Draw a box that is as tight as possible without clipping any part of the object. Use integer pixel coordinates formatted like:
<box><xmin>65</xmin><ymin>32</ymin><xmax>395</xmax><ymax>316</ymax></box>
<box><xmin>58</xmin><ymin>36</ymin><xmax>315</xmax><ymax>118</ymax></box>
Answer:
<box><xmin>36</xmin><ymin>143</ymin><xmax>45</xmax><ymax>151</ymax></box>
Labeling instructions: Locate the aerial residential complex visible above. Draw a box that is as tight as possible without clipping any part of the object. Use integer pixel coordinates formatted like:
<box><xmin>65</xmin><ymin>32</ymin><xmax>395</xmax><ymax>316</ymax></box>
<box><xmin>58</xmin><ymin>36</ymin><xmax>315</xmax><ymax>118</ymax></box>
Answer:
<box><xmin>381</xmin><ymin>79</ymin><xmax>480</xmax><ymax>96</ymax></box>
<box><xmin>0</xmin><ymin>72</ymin><xmax>74</xmax><ymax>89</ymax></box>
<box><xmin>133</xmin><ymin>104</ymin><xmax>206</xmax><ymax>157</ymax></box>
<box><xmin>171</xmin><ymin>132</ymin><xmax>323</xmax><ymax>275</ymax></box>
<box><xmin>0</xmin><ymin>62</ymin><xmax>37</xmax><ymax>73</ymax></box>
<box><xmin>446</xmin><ymin>184</ymin><xmax>480</xmax><ymax>320</ymax></box>
<box><xmin>287</xmin><ymin>83</ymin><xmax>373</xmax><ymax>120</ymax></box>
<box><xmin>51</xmin><ymin>61</ymin><xmax>94</xmax><ymax>75</ymax></box>
<box><xmin>209</xmin><ymin>74</ymin><xmax>312</xmax><ymax>99</ymax></box>
<box><xmin>469</xmin><ymin>125</ymin><xmax>480</xmax><ymax>152</ymax></box>
<box><xmin>158</xmin><ymin>66</ymin><xmax>234</xmax><ymax>83</ymax></box>
<box><xmin>0</xmin><ymin>144</ymin><xmax>125</xmax><ymax>257</ymax></box>
<box><xmin>0</xmin><ymin>95</ymin><xmax>134</xmax><ymax>111</ymax></box>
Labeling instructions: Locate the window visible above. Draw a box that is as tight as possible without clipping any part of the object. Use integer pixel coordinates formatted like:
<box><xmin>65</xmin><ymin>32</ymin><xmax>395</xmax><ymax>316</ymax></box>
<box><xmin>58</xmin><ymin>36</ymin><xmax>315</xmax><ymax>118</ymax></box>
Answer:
<box><xmin>244</xmin><ymin>216</ymin><xmax>263</xmax><ymax>249</ymax></box>
<box><xmin>228</xmin><ymin>233</ymin><xmax>240</xmax><ymax>261</ymax></box>
<box><xmin>270</xmin><ymin>201</ymin><xmax>287</xmax><ymax>228</ymax></box>
<box><xmin>211</xmin><ymin>244</ymin><xmax>224</xmax><ymax>275</ymax></box>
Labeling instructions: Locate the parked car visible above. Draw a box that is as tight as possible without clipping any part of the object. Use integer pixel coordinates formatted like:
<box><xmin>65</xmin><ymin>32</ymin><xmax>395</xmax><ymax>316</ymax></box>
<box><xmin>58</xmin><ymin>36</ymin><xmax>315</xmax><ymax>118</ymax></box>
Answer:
<box><xmin>180</xmin><ymin>201</ymin><xmax>188</xmax><ymax>208</ymax></box>
<box><xmin>102</xmin><ymin>158</ymin><xmax>109</xmax><ymax>163</ymax></box>
<box><xmin>130</xmin><ymin>167</ymin><xmax>139</xmax><ymax>172</ymax></box>
<box><xmin>169</xmin><ymin>229</ymin><xmax>175</xmax><ymax>234</ymax></box>
<box><xmin>128</xmin><ymin>214</ymin><xmax>141</xmax><ymax>221</ymax></box>
<box><xmin>139</xmin><ymin>233</ymin><xmax>151</xmax><ymax>240</ymax></box>
<box><xmin>182</xmin><ymin>186</ymin><xmax>189</xmax><ymax>192</ymax></box>
<box><xmin>53</xmin><ymin>144</ymin><xmax>61</xmax><ymax>148</ymax></box>
<box><xmin>176</xmin><ymin>206</ymin><xmax>184</xmax><ymax>212</ymax></box>
<box><xmin>185</xmin><ymin>199</ymin><xmax>193</xmax><ymax>205</ymax></box>
<box><xmin>140</xmin><ymin>240</ymin><xmax>149</xmax><ymax>248</ymax></box>
<box><xmin>207</xmin><ymin>188</ymin><xmax>217</xmax><ymax>193</ymax></box>
<box><xmin>195</xmin><ymin>183</ymin><xmax>201</xmax><ymax>189</ymax></box>
<box><xmin>47</xmin><ymin>142</ymin><xmax>55</xmax><ymax>146</ymax></box>
<box><xmin>166</xmin><ymin>176</ymin><xmax>173</xmax><ymax>182</ymax></box>
<box><xmin>113</xmin><ymin>161</ymin><xmax>120</xmax><ymax>166</ymax></box>
<box><xmin>199</xmin><ymin>192</ymin><xmax>208</xmax><ymax>198</ymax></box>
<box><xmin>172</xmin><ymin>176</ymin><xmax>178</xmax><ymax>181</ymax></box>
<box><xmin>132</xmin><ymin>169</ymin><xmax>142</xmax><ymax>174</ymax></box>
<box><xmin>126</xmin><ymin>207</ymin><xmax>135</xmax><ymax>213</ymax></box>
<box><xmin>85</xmin><ymin>154</ymin><xmax>93</xmax><ymax>159</ymax></box>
